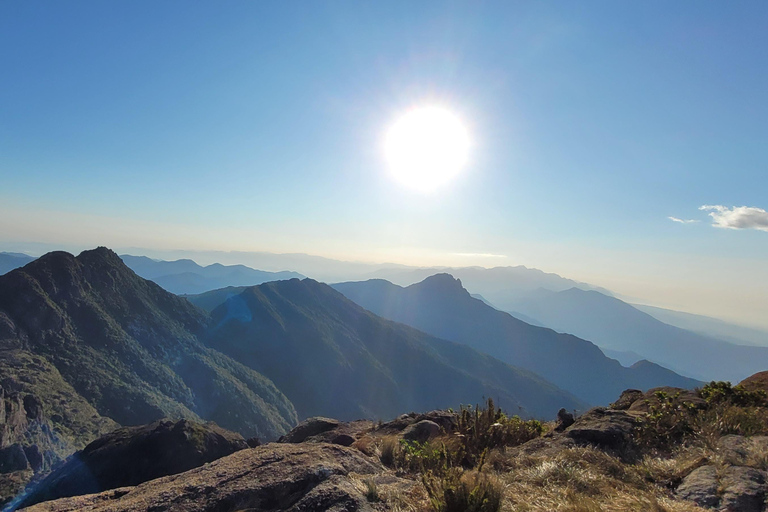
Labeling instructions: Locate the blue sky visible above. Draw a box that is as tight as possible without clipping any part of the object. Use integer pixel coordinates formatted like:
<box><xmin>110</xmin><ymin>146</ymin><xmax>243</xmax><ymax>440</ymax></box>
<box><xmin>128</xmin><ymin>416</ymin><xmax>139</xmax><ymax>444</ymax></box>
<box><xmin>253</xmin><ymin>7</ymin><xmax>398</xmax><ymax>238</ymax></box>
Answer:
<box><xmin>2</xmin><ymin>1</ymin><xmax>767</xmax><ymax>327</ymax></box>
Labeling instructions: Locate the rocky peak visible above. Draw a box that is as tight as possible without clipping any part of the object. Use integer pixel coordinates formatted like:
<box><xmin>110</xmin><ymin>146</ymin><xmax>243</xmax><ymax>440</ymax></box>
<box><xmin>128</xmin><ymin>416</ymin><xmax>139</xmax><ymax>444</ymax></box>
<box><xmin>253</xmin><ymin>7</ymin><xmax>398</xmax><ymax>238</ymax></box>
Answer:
<box><xmin>413</xmin><ymin>273</ymin><xmax>468</xmax><ymax>296</ymax></box>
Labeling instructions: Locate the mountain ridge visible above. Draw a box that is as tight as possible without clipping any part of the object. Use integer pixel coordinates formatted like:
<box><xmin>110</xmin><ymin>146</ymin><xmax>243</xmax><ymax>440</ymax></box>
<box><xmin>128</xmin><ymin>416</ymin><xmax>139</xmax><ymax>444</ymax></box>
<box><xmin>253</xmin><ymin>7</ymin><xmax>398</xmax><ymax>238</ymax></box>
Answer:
<box><xmin>332</xmin><ymin>274</ymin><xmax>702</xmax><ymax>405</ymax></box>
<box><xmin>508</xmin><ymin>286</ymin><xmax>768</xmax><ymax>383</ymax></box>
<box><xmin>202</xmin><ymin>276</ymin><xmax>587</xmax><ymax>421</ymax></box>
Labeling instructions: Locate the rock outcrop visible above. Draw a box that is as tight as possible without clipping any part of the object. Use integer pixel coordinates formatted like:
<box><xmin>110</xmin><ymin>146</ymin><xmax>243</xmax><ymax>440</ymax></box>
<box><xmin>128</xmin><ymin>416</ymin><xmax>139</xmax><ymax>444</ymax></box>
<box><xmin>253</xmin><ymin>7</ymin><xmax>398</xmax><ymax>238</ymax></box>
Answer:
<box><xmin>676</xmin><ymin>435</ymin><xmax>768</xmax><ymax>512</ymax></box>
<box><xmin>278</xmin><ymin>417</ymin><xmax>374</xmax><ymax>447</ymax></box>
<box><xmin>14</xmin><ymin>419</ymin><xmax>249</xmax><ymax>509</ymax></box>
<box><xmin>22</xmin><ymin>443</ymin><xmax>415</xmax><ymax>512</ymax></box>
<box><xmin>565</xmin><ymin>408</ymin><xmax>638</xmax><ymax>454</ymax></box>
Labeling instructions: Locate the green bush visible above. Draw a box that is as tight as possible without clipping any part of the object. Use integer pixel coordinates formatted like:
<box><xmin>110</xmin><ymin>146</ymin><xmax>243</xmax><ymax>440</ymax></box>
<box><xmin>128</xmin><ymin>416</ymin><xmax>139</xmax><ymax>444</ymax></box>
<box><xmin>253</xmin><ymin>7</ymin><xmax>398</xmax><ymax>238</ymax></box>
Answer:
<box><xmin>635</xmin><ymin>386</ymin><xmax>768</xmax><ymax>451</ymax></box>
<box><xmin>634</xmin><ymin>391</ymin><xmax>698</xmax><ymax>452</ymax></box>
<box><xmin>699</xmin><ymin>381</ymin><xmax>768</xmax><ymax>407</ymax></box>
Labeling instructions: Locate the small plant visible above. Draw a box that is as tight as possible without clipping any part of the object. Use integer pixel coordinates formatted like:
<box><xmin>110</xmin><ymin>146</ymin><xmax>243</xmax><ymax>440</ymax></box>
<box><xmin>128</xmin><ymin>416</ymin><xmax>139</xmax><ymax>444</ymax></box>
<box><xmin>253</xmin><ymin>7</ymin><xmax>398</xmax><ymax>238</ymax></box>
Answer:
<box><xmin>456</xmin><ymin>398</ymin><xmax>543</xmax><ymax>465</ymax></box>
<box><xmin>423</xmin><ymin>468</ymin><xmax>502</xmax><ymax>512</ymax></box>
<box><xmin>378</xmin><ymin>436</ymin><xmax>399</xmax><ymax>467</ymax></box>
<box><xmin>363</xmin><ymin>477</ymin><xmax>380</xmax><ymax>502</ymax></box>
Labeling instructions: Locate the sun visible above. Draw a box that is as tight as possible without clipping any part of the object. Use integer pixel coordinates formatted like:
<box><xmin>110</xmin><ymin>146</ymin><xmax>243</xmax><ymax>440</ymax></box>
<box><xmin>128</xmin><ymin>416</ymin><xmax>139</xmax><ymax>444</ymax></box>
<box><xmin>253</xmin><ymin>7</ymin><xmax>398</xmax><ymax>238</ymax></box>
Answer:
<box><xmin>384</xmin><ymin>106</ymin><xmax>470</xmax><ymax>192</ymax></box>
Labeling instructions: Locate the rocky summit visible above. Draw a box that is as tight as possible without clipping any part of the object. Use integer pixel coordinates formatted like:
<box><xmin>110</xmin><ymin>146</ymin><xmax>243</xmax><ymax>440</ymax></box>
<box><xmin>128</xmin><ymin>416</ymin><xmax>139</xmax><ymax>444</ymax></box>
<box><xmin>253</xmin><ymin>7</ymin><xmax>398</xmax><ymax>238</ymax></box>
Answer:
<box><xmin>11</xmin><ymin>378</ymin><xmax>768</xmax><ymax>512</ymax></box>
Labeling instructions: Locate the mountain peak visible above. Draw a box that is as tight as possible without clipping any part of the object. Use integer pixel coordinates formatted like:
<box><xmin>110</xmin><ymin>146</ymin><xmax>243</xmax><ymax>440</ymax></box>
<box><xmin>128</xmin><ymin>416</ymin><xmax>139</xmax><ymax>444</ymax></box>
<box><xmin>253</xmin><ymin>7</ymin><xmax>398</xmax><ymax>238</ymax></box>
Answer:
<box><xmin>78</xmin><ymin>246</ymin><xmax>124</xmax><ymax>266</ymax></box>
<box><xmin>415</xmin><ymin>273</ymin><xmax>466</xmax><ymax>293</ymax></box>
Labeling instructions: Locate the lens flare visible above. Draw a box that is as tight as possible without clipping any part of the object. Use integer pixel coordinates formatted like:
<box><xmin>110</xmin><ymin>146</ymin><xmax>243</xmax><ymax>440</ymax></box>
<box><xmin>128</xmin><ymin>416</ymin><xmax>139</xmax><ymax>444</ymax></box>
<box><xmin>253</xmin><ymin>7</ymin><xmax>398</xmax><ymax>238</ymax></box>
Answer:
<box><xmin>384</xmin><ymin>106</ymin><xmax>470</xmax><ymax>192</ymax></box>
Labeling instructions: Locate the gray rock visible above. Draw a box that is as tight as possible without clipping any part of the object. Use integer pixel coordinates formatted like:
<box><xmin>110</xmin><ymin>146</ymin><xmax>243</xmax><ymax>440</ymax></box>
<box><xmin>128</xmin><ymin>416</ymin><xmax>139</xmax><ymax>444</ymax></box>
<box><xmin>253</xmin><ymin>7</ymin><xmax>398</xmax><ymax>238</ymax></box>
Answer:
<box><xmin>676</xmin><ymin>465</ymin><xmax>719</xmax><ymax>508</ymax></box>
<box><xmin>279</xmin><ymin>417</ymin><xmax>341</xmax><ymax>444</ymax></box>
<box><xmin>565</xmin><ymin>408</ymin><xmax>637</xmax><ymax>452</ymax></box>
<box><xmin>402</xmin><ymin>420</ymin><xmax>441</xmax><ymax>443</ymax></box>
<box><xmin>610</xmin><ymin>389</ymin><xmax>644</xmax><ymax>411</ymax></box>
<box><xmin>330</xmin><ymin>434</ymin><xmax>356</xmax><ymax>447</ymax></box>
<box><xmin>720</xmin><ymin>466</ymin><xmax>766</xmax><ymax>512</ymax></box>
<box><xmin>23</xmin><ymin>443</ymin><xmax>414</xmax><ymax>512</ymax></box>
<box><xmin>17</xmin><ymin>419</ymin><xmax>248</xmax><ymax>509</ymax></box>
<box><xmin>555</xmin><ymin>408</ymin><xmax>575</xmax><ymax>432</ymax></box>
<box><xmin>718</xmin><ymin>435</ymin><xmax>749</xmax><ymax>464</ymax></box>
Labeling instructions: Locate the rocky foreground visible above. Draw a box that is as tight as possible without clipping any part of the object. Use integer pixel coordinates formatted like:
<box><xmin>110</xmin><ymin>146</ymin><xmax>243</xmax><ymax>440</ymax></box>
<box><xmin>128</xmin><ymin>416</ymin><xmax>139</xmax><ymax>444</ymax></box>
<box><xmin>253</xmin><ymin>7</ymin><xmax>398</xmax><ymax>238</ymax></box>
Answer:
<box><xmin>3</xmin><ymin>377</ymin><xmax>766</xmax><ymax>512</ymax></box>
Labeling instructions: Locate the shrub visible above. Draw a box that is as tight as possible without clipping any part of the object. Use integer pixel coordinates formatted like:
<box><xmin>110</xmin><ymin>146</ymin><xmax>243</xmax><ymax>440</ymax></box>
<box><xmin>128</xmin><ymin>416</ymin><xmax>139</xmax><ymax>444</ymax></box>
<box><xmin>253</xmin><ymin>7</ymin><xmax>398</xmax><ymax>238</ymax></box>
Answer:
<box><xmin>699</xmin><ymin>381</ymin><xmax>768</xmax><ymax>407</ymax></box>
<box><xmin>456</xmin><ymin>398</ymin><xmax>543</xmax><ymax>465</ymax></box>
<box><xmin>423</xmin><ymin>468</ymin><xmax>503</xmax><ymax>512</ymax></box>
<box><xmin>634</xmin><ymin>391</ymin><xmax>698</xmax><ymax>452</ymax></box>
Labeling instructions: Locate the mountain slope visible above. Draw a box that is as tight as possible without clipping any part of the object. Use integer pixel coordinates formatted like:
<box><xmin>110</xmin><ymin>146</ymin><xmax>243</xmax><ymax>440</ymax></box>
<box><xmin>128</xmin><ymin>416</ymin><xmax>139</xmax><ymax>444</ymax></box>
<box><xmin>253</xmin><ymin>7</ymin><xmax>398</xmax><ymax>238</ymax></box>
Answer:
<box><xmin>184</xmin><ymin>286</ymin><xmax>248</xmax><ymax>312</ymax></box>
<box><xmin>510</xmin><ymin>287</ymin><xmax>768</xmax><ymax>383</ymax></box>
<box><xmin>0</xmin><ymin>249</ymin><xmax>298</xmax><ymax>442</ymax></box>
<box><xmin>119</xmin><ymin>255</ymin><xmax>303</xmax><ymax>294</ymax></box>
<box><xmin>203</xmin><ymin>278</ymin><xmax>586</xmax><ymax>421</ymax></box>
<box><xmin>0</xmin><ymin>253</ymin><xmax>35</xmax><ymax>275</ymax></box>
<box><xmin>634</xmin><ymin>303</ymin><xmax>768</xmax><ymax>347</ymax></box>
<box><xmin>332</xmin><ymin>275</ymin><xmax>701</xmax><ymax>405</ymax></box>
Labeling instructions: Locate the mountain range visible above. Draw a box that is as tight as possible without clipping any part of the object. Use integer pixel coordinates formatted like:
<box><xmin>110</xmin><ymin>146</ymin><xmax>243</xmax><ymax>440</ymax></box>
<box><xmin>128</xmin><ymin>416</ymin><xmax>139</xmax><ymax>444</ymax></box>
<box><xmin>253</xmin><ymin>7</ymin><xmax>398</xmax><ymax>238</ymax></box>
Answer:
<box><xmin>0</xmin><ymin>249</ymin><xmax>298</xmax><ymax>443</ymax></box>
<box><xmin>633</xmin><ymin>303</ymin><xmax>768</xmax><ymax>347</ymax></box>
<box><xmin>196</xmin><ymin>278</ymin><xmax>587</xmax><ymax>420</ymax></box>
<box><xmin>331</xmin><ymin>275</ymin><xmax>701</xmax><ymax>405</ymax></box>
<box><xmin>2</xmin><ymin>246</ymin><xmax>754</xmax><ymax>508</ymax></box>
<box><xmin>0</xmin><ymin>249</ymin><xmax>597</xmax><ymax>473</ymax></box>
<box><xmin>0</xmin><ymin>253</ymin><xmax>35</xmax><ymax>276</ymax></box>
<box><xmin>507</xmin><ymin>287</ymin><xmax>768</xmax><ymax>383</ymax></box>
<box><xmin>118</xmin><ymin>255</ymin><xmax>304</xmax><ymax>294</ymax></box>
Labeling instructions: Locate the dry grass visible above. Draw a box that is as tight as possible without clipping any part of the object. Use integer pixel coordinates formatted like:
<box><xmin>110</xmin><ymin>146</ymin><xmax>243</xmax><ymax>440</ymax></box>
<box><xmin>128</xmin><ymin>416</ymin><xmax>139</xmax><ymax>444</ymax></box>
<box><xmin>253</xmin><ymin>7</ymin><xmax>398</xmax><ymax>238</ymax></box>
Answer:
<box><xmin>492</xmin><ymin>446</ymin><xmax>709</xmax><ymax>512</ymax></box>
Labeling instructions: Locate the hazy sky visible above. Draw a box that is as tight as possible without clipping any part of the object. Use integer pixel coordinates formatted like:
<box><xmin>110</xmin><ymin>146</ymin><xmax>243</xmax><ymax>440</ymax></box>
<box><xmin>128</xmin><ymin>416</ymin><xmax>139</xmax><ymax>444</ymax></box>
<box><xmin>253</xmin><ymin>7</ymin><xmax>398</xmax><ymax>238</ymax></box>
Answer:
<box><xmin>2</xmin><ymin>2</ymin><xmax>767</xmax><ymax>328</ymax></box>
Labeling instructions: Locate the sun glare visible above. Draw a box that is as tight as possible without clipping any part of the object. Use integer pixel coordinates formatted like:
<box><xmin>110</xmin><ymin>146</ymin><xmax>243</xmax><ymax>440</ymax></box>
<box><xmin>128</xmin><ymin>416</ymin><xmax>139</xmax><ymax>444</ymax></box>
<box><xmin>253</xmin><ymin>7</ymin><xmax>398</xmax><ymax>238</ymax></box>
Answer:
<box><xmin>384</xmin><ymin>106</ymin><xmax>470</xmax><ymax>192</ymax></box>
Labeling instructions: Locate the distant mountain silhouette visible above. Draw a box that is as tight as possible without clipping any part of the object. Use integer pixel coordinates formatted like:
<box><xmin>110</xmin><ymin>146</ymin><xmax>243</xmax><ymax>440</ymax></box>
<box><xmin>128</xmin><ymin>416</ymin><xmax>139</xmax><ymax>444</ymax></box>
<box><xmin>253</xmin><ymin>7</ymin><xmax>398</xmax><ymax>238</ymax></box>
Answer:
<box><xmin>509</xmin><ymin>287</ymin><xmax>768</xmax><ymax>383</ymax></box>
<box><xmin>0</xmin><ymin>252</ymin><xmax>35</xmax><ymax>275</ymax></box>
<box><xmin>203</xmin><ymin>278</ymin><xmax>586</xmax><ymax>421</ymax></box>
<box><xmin>0</xmin><ymin>249</ymin><xmax>298</xmax><ymax>443</ymax></box>
<box><xmin>634</xmin><ymin>303</ymin><xmax>768</xmax><ymax>348</ymax></box>
<box><xmin>332</xmin><ymin>274</ymin><xmax>701</xmax><ymax>405</ymax></box>
<box><xmin>368</xmin><ymin>266</ymin><xmax>614</xmax><ymax>306</ymax></box>
<box><xmin>120</xmin><ymin>255</ymin><xmax>303</xmax><ymax>294</ymax></box>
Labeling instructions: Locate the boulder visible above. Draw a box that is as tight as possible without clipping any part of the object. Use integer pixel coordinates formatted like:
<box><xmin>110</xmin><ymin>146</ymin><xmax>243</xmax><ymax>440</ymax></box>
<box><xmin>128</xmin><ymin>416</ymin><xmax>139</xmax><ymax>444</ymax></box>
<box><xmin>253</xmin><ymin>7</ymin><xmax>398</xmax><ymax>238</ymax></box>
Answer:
<box><xmin>278</xmin><ymin>418</ymin><xmax>372</xmax><ymax>447</ymax></box>
<box><xmin>16</xmin><ymin>419</ymin><xmax>248</xmax><ymax>508</ymax></box>
<box><xmin>555</xmin><ymin>408</ymin><xmax>575</xmax><ymax>432</ymax></box>
<box><xmin>375</xmin><ymin>410</ymin><xmax>456</xmax><ymax>436</ymax></box>
<box><xmin>720</xmin><ymin>466</ymin><xmax>766</xmax><ymax>512</ymax></box>
<box><xmin>565</xmin><ymin>408</ymin><xmax>638</xmax><ymax>453</ymax></box>
<box><xmin>22</xmin><ymin>443</ymin><xmax>415</xmax><ymax>512</ymax></box>
<box><xmin>610</xmin><ymin>389</ymin><xmax>644</xmax><ymax>411</ymax></box>
<box><xmin>676</xmin><ymin>464</ymin><xmax>767</xmax><ymax>511</ymax></box>
<box><xmin>279</xmin><ymin>417</ymin><xmax>340</xmax><ymax>444</ymax></box>
<box><xmin>676</xmin><ymin>465</ymin><xmax>719</xmax><ymax>508</ymax></box>
<box><xmin>718</xmin><ymin>435</ymin><xmax>750</xmax><ymax>464</ymax></box>
<box><xmin>402</xmin><ymin>420</ymin><xmax>441</xmax><ymax>443</ymax></box>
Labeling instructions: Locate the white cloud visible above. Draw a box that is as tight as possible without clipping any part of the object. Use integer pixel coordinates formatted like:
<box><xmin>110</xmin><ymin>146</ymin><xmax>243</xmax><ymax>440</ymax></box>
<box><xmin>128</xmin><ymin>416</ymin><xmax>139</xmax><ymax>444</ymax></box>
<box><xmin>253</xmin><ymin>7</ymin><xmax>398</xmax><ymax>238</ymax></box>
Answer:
<box><xmin>668</xmin><ymin>216</ymin><xmax>698</xmax><ymax>224</ymax></box>
<box><xmin>699</xmin><ymin>205</ymin><xmax>768</xmax><ymax>232</ymax></box>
